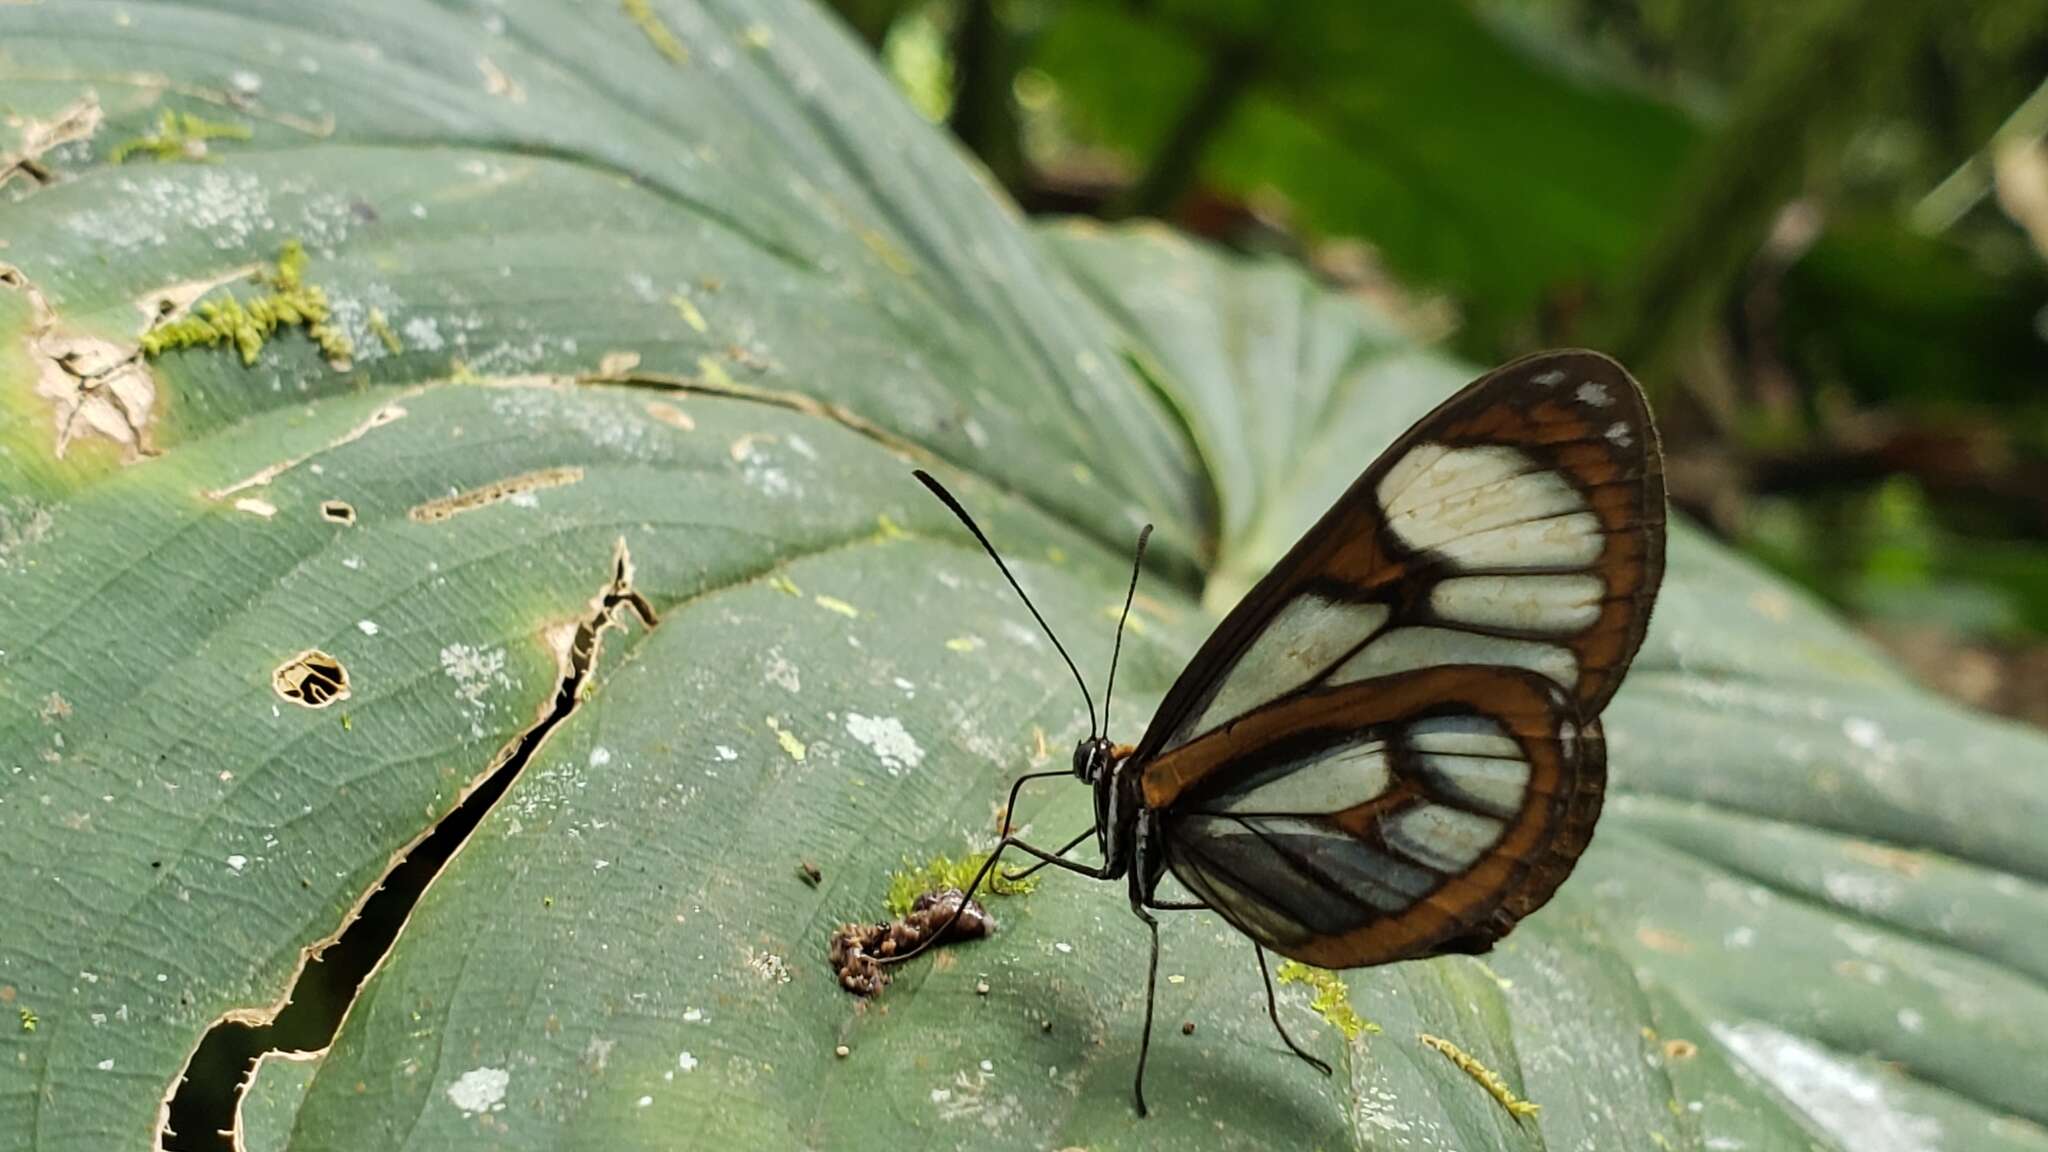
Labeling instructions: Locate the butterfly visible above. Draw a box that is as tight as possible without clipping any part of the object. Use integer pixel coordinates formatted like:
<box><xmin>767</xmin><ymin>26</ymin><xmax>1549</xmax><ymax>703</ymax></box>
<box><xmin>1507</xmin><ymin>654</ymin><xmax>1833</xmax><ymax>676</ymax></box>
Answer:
<box><xmin>890</xmin><ymin>349</ymin><xmax>1667</xmax><ymax>1115</ymax></box>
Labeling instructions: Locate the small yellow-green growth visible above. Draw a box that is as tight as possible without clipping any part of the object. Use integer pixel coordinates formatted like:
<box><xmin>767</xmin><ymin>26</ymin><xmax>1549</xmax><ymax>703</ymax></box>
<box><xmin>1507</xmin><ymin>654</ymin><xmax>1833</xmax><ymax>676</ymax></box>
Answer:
<box><xmin>1276</xmin><ymin>961</ymin><xmax>1377</xmax><ymax>1041</ymax></box>
<box><xmin>622</xmin><ymin>0</ymin><xmax>689</xmax><ymax>64</ymax></box>
<box><xmin>367</xmin><ymin>307</ymin><xmax>402</xmax><ymax>354</ymax></box>
<box><xmin>1418</xmin><ymin>1033</ymin><xmax>1540</xmax><ymax>1118</ymax></box>
<box><xmin>813</xmin><ymin>594</ymin><xmax>859</xmax><ymax>618</ymax></box>
<box><xmin>140</xmin><ymin>240</ymin><xmax>351</xmax><ymax>366</ymax></box>
<box><xmin>18</xmin><ymin>1008</ymin><xmax>36</xmax><ymax>1033</ymax></box>
<box><xmin>697</xmin><ymin>354</ymin><xmax>735</xmax><ymax>389</ymax></box>
<box><xmin>876</xmin><ymin>513</ymin><xmax>907</xmax><ymax>540</ymax></box>
<box><xmin>671</xmin><ymin>293</ymin><xmax>708</xmax><ymax>333</ymax></box>
<box><xmin>767</xmin><ymin>573</ymin><xmax>803</xmax><ymax>598</ymax></box>
<box><xmin>885</xmin><ymin>851</ymin><xmax>1037</xmax><ymax>918</ymax></box>
<box><xmin>766</xmin><ymin>716</ymin><xmax>805</xmax><ymax>762</ymax></box>
<box><xmin>109</xmin><ymin>109</ymin><xmax>252</xmax><ymax>164</ymax></box>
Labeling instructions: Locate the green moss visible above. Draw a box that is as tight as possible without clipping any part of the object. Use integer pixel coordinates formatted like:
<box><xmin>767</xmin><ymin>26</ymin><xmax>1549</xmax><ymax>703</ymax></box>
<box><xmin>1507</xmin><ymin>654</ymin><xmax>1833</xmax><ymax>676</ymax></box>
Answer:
<box><xmin>1275</xmin><ymin>961</ymin><xmax>1378</xmax><ymax>1041</ymax></box>
<box><xmin>109</xmin><ymin>109</ymin><xmax>251</xmax><ymax>164</ymax></box>
<box><xmin>1419</xmin><ymin>1033</ymin><xmax>1540</xmax><ymax>1118</ymax></box>
<box><xmin>885</xmin><ymin>850</ymin><xmax>1037</xmax><ymax>919</ymax></box>
<box><xmin>140</xmin><ymin>240</ymin><xmax>353</xmax><ymax>367</ymax></box>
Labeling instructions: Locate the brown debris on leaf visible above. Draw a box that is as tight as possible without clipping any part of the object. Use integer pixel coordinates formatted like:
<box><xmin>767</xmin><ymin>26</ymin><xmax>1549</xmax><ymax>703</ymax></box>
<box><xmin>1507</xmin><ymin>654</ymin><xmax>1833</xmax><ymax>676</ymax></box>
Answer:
<box><xmin>829</xmin><ymin>888</ymin><xmax>991</xmax><ymax>997</ymax></box>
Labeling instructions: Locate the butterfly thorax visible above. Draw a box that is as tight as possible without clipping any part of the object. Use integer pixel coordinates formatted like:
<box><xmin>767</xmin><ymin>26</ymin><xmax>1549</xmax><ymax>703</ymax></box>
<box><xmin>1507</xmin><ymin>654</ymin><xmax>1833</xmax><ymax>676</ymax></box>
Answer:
<box><xmin>1087</xmin><ymin>748</ymin><xmax>1147</xmax><ymax>883</ymax></box>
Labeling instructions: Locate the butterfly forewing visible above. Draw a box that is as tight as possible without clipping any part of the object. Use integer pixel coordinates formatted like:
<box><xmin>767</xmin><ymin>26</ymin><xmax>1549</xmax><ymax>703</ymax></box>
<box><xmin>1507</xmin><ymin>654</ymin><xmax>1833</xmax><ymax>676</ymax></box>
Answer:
<box><xmin>1137</xmin><ymin>350</ymin><xmax>1665</xmax><ymax>760</ymax></box>
<box><xmin>1147</xmin><ymin>665</ymin><xmax>1602</xmax><ymax>967</ymax></box>
<box><xmin>1136</xmin><ymin>349</ymin><xmax>1662</xmax><ymax>967</ymax></box>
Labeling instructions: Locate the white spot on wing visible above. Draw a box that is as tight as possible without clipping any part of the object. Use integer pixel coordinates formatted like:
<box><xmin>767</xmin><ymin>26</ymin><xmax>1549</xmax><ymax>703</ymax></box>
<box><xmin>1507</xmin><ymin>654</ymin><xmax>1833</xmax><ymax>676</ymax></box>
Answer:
<box><xmin>1378</xmin><ymin>445</ymin><xmax>1587</xmax><ymax>561</ymax></box>
<box><xmin>1383</xmin><ymin>804</ymin><xmax>1503</xmax><ymax>871</ymax></box>
<box><xmin>1430</xmin><ymin>573</ymin><xmax>1604</xmax><ymax>632</ymax></box>
<box><xmin>1212</xmin><ymin>740</ymin><xmax>1393</xmax><ymax>815</ymax></box>
<box><xmin>1416</xmin><ymin>752</ymin><xmax>1530</xmax><ymax>817</ymax></box>
<box><xmin>1576</xmin><ymin>381</ymin><xmax>1612</xmax><ymax>407</ymax></box>
<box><xmin>1432</xmin><ymin>511</ymin><xmax>1604</xmax><ymax>569</ymax></box>
<box><xmin>1407</xmin><ymin>715</ymin><xmax>1519</xmax><ymax>758</ymax></box>
<box><xmin>1605</xmin><ymin>421</ymin><xmax>1632</xmax><ymax>447</ymax></box>
<box><xmin>1330</xmin><ymin>626</ymin><xmax>1577</xmax><ymax>688</ymax></box>
<box><xmin>1532</xmin><ymin>369</ymin><xmax>1566</xmax><ymax>385</ymax></box>
<box><xmin>1187</xmin><ymin>595</ymin><xmax>1389</xmax><ymax>739</ymax></box>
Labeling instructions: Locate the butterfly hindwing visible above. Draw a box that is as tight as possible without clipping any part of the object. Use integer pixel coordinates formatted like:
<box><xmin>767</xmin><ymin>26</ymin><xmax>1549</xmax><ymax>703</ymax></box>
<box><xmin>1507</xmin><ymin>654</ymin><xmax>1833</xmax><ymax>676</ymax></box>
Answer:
<box><xmin>1137</xmin><ymin>349</ymin><xmax>1665</xmax><ymax>760</ymax></box>
<box><xmin>1147</xmin><ymin>665</ymin><xmax>1603</xmax><ymax>968</ymax></box>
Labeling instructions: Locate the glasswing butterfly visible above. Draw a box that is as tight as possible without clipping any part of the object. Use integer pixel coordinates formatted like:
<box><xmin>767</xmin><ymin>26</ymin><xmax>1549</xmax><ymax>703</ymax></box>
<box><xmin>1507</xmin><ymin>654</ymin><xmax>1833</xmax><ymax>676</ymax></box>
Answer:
<box><xmin>889</xmin><ymin>349</ymin><xmax>1667</xmax><ymax>1115</ymax></box>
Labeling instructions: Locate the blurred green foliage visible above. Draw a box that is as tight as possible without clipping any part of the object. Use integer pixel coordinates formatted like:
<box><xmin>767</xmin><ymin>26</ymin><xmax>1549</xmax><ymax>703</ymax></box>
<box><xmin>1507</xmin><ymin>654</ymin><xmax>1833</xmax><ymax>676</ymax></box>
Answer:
<box><xmin>833</xmin><ymin>0</ymin><xmax>2048</xmax><ymax>665</ymax></box>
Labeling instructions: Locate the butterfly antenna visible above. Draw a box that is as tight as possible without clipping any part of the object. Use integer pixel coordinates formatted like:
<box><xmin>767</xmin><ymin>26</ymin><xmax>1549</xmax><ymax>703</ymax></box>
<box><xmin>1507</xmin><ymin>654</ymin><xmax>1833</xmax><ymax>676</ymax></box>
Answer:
<box><xmin>912</xmin><ymin>470</ymin><xmax>1099</xmax><ymax>737</ymax></box>
<box><xmin>1102</xmin><ymin>524</ymin><xmax>1152</xmax><ymax>736</ymax></box>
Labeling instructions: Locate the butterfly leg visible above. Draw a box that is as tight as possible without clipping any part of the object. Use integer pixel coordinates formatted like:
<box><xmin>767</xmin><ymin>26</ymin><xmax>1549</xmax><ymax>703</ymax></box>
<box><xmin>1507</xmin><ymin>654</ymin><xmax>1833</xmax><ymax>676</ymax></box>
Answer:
<box><xmin>1130</xmin><ymin>900</ymin><xmax>1161</xmax><ymax>1118</ymax></box>
<box><xmin>1256</xmin><ymin>943</ymin><xmax>1334</xmax><ymax>1077</ymax></box>
<box><xmin>1004</xmin><ymin>827</ymin><xmax>1094</xmax><ymax>881</ymax></box>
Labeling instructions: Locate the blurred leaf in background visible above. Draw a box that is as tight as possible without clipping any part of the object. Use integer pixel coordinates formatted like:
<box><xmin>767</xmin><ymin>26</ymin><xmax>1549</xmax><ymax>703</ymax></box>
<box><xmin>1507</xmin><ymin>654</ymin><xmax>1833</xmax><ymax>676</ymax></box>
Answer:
<box><xmin>838</xmin><ymin>0</ymin><xmax>2048</xmax><ymax>725</ymax></box>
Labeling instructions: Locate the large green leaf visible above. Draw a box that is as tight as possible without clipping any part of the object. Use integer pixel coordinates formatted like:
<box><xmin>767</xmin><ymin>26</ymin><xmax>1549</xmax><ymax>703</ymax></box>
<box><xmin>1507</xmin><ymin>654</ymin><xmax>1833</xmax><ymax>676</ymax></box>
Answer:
<box><xmin>0</xmin><ymin>6</ymin><xmax>2043</xmax><ymax>1152</ymax></box>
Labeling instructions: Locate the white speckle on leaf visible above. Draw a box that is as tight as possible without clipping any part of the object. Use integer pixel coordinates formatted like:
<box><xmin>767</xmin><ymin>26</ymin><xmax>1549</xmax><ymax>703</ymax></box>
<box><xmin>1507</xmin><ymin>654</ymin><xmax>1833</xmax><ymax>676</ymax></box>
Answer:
<box><xmin>1843</xmin><ymin>717</ymin><xmax>1884</xmax><ymax>750</ymax></box>
<box><xmin>589</xmin><ymin>746</ymin><xmax>612</xmax><ymax>768</ymax></box>
<box><xmin>97</xmin><ymin>1059</ymin><xmax>113</xmax><ymax>1071</ymax></box>
<box><xmin>765</xmin><ymin>648</ymin><xmax>801</xmax><ymax>693</ymax></box>
<box><xmin>440</xmin><ymin>643</ymin><xmax>510</xmax><ymax>705</ymax></box>
<box><xmin>845</xmin><ymin>713</ymin><xmax>923</xmax><ymax>776</ymax></box>
<box><xmin>1054</xmin><ymin>942</ymin><xmax>1072</xmax><ymax>954</ymax></box>
<box><xmin>637</xmin><ymin>1095</ymin><xmax>653</xmax><ymax>1108</ymax></box>
<box><xmin>678</xmin><ymin>1051</ymin><xmax>698</xmax><ymax>1072</ymax></box>
<box><xmin>682</xmin><ymin>1008</ymin><xmax>703</xmax><ymax>1023</ymax></box>
<box><xmin>402</xmin><ymin>316</ymin><xmax>445</xmax><ymax>351</ymax></box>
<box><xmin>1896</xmin><ymin>1008</ymin><xmax>1924</xmax><ymax>1033</ymax></box>
<box><xmin>1725</xmin><ymin>926</ymin><xmax>1756</xmax><ymax>949</ymax></box>
<box><xmin>447</xmin><ymin>1066</ymin><xmax>510</xmax><ymax>1114</ymax></box>
<box><xmin>714</xmin><ymin>745</ymin><xmax>737</xmax><ymax>761</ymax></box>
<box><xmin>226</xmin><ymin>855</ymin><xmax>247</xmax><ymax>872</ymax></box>
<box><xmin>1822</xmin><ymin>870</ymin><xmax>1899</xmax><ymax>912</ymax></box>
<box><xmin>1712</xmin><ymin>1022</ymin><xmax>1940</xmax><ymax>1152</ymax></box>
<box><xmin>356</xmin><ymin>620</ymin><xmax>379</xmax><ymax>636</ymax></box>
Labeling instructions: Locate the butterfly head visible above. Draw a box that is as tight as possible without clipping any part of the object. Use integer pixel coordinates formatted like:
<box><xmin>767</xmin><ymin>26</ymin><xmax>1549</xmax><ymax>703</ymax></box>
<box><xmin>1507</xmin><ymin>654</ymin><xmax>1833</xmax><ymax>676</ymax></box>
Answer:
<box><xmin>1071</xmin><ymin>734</ymin><xmax>1116</xmax><ymax>784</ymax></box>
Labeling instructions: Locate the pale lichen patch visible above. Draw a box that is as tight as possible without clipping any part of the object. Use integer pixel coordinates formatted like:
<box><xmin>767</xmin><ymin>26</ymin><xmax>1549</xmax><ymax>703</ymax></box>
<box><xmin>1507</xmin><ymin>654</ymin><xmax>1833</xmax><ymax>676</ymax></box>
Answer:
<box><xmin>446</xmin><ymin>1066</ymin><xmax>509</xmax><ymax>1114</ymax></box>
<box><xmin>408</xmin><ymin>466</ymin><xmax>583</xmax><ymax>523</ymax></box>
<box><xmin>845</xmin><ymin>713</ymin><xmax>923</xmax><ymax>776</ymax></box>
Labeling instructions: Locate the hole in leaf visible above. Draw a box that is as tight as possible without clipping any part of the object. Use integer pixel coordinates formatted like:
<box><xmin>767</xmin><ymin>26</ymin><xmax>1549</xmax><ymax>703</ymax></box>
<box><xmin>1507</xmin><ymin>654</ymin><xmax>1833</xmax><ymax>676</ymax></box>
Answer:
<box><xmin>318</xmin><ymin>500</ymin><xmax>355</xmax><ymax>524</ymax></box>
<box><xmin>271</xmin><ymin>650</ymin><xmax>349</xmax><ymax>708</ymax></box>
